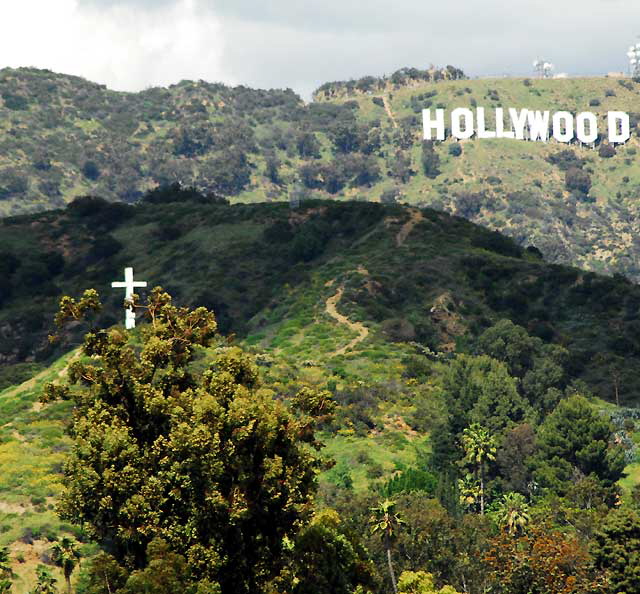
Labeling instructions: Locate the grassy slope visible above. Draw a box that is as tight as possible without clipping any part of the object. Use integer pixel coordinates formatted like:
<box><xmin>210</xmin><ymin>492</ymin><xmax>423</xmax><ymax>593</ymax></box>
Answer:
<box><xmin>0</xmin><ymin>349</ymin><xmax>91</xmax><ymax>592</ymax></box>
<box><xmin>0</xmin><ymin>343</ymin><xmax>637</xmax><ymax>592</ymax></box>
<box><xmin>331</xmin><ymin>76</ymin><xmax>640</xmax><ymax>278</ymax></box>
<box><xmin>3</xmin><ymin>69</ymin><xmax>640</xmax><ymax>280</ymax></box>
<box><xmin>3</xmin><ymin>199</ymin><xmax>640</xmax><ymax>403</ymax></box>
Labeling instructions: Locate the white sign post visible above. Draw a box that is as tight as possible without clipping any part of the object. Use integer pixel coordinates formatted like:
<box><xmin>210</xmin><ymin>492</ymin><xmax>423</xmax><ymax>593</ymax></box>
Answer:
<box><xmin>111</xmin><ymin>267</ymin><xmax>147</xmax><ymax>329</ymax></box>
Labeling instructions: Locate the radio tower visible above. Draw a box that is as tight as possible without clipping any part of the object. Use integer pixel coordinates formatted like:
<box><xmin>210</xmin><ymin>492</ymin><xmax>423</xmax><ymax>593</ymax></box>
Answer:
<box><xmin>533</xmin><ymin>59</ymin><xmax>554</xmax><ymax>79</ymax></box>
<box><xmin>627</xmin><ymin>42</ymin><xmax>640</xmax><ymax>77</ymax></box>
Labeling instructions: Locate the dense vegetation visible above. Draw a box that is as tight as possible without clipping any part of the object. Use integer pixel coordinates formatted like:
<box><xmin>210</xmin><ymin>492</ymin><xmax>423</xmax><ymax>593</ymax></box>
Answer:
<box><xmin>2</xmin><ymin>64</ymin><xmax>640</xmax><ymax>590</ymax></box>
<box><xmin>5</xmin><ymin>68</ymin><xmax>640</xmax><ymax>280</ymax></box>
<box><xmin>1</xmin><ymin>279</ymin><xmax>638</xmax><ymax>592</ymax></box>
<box><xmin>2</xmin><ymin>191</ymin><xmax>640</xmax><ymax>408</ymax></box>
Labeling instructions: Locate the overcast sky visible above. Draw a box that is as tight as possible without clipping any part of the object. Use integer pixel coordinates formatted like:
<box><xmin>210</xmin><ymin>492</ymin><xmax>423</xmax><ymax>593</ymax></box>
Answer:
<box><xmin>2</xmin><ymin>0</ymin><xmax>639</xmax><ymax>98</ymax></box>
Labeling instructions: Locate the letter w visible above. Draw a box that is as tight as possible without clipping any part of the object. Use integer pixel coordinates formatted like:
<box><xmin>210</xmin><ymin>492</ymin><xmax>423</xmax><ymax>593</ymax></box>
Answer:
<box><xmin>526</xmin><ymin>111</ymin><xmax>550</xmax><ymax>141</ymax></box>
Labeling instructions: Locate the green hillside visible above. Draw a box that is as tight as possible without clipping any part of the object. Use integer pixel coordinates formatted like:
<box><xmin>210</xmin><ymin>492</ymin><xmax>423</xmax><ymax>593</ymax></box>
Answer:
<box><xmin>2</xmin><ymin>193</ymin><xmax>640</xmax><ymax>408</ymax></box>
<box><xmin>2</xmin><ymin>67</ymin><xmax>640</xmax><ymax>280</ymax></box>
<box><xmin>0</xmin><ymin>247</ymin><xmax>639</xmax><ymax>592</ymax></box>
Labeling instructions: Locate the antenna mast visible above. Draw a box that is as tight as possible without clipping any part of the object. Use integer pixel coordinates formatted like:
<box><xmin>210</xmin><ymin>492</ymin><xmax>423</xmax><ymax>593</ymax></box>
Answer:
<box><xmin>533</xmin><ymin>59</ymin><xmax>555</xmax><ymax>79</ymax></box>
<box><xmin>627</xmin><ymin>42</ymin><xmax>640</xmax><ymax>78</ymax></box>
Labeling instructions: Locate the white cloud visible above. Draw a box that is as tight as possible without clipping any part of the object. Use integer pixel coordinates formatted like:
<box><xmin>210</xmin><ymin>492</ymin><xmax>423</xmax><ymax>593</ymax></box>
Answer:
<box><xmin>0</xmin><ymin>0</ymin><xmax>232</xmax><ymax>91</ymax></box>
<box><xmin>0</xmin><ymin>0</ymin><xmax>638</xmax><ymax>98</ymax></box>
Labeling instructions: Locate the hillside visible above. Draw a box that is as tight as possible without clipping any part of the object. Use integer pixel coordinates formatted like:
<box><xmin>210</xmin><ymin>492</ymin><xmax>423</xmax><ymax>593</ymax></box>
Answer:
<box><xmin>2</xmin><ymin>193</ymin><xmax>640</xmax><ymax>407</ymax></box>
<box><xmin>2</xmin><ymin>68</ymin><xmax>640</xmax><ymax>281</ymax></box>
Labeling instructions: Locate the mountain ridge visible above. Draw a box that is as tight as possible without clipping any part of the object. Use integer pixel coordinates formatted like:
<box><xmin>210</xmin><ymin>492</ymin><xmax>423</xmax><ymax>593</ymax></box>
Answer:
<box><xmin>2</xmin><ymin>67</ymin><xmax>640</xmax><ymax>282</ymax></box>
<box><xmin>1</xmin><ymin>193</ymin><xmax>640</xmax><ymax>407</ymax></box>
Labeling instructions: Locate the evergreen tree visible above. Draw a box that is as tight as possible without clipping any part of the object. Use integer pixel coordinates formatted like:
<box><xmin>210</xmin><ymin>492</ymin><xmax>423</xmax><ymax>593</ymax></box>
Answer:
<box><xmin>592</xmin><ymin>508</ymin><xmax>640</xmax><ymax>593</ymax></box>
<box><xmin>534</xmin><ymin>395</ymin><xmax>626</xmax><ymax>495</ymax></box>
<box><xmin>495</xmin><ymin>493</ymin><xmax>530</xmax><ymax>535</ymax></box>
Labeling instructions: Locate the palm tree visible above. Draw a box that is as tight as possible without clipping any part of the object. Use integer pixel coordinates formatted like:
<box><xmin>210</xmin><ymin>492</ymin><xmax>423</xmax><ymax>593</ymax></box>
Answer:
<box><xmin>31</xmin><ymin>565</ymin><xmax>58</xmax><ymax>593</ymax></box>
<box><xmin>369</xmin><ymin>499</ymin><xmax>406</xmax><ymax>594</ymax></box>
<box><xmin>461</xmin><ymin>423</ymin><xmax>497</xmax><ymax>515</ymax></box>
<box><xmin>458</xmin><ymin>473</ymin><xmax>481</xmax><ymax>510</ymax></box>
<box><xmin>50</xmin><ymin>538</ymin><xmax>81</xmax><ymax>594</ymax></box>
<box><xmin>495</xmin><ymin>492</ymin><xmax>530</xmax><ymax>535</ymax></box>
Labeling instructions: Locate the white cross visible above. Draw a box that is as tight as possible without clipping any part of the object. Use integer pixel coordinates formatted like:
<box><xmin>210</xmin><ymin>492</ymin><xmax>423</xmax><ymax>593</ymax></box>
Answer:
<box><xmin>111</xmin><ymin>267</ymin><xmax>147</xmax><ymax>329</ymax></box>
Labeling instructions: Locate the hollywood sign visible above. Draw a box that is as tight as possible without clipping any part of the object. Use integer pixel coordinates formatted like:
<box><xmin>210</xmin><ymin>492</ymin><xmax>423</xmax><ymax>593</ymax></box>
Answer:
<box><xmin>422</xmin><ymin>107</ymin><xmax>631</xmax><ymax>144</ymax></box>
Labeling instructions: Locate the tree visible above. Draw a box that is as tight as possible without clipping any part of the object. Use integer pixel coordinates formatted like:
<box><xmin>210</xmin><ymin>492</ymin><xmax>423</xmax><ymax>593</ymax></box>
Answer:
<box><xmin>295</xmin><ymin>129</ymin><xmax>322</xmax><ymax>159</ymax></box>
<box><xmin>460</xmin><ymin>424</ymin><xmax>497</xmax><ymax>514</ymax></box>
<box><xmin>290</xmin><ymin>509</ymin><xmax>378</xmax><ymax>594</ymax></box>
<box><xmin>494</xmin><ymin>493</ymin><xmax>530</xmax><ymax>535</ymax></box>
<box><xmin>30</xmin><ymin>565</ymin><xmax>58</xmax><ymax>594</ymax></box>
<box><xmin>121</xmin><ymin>539</ymin><xmax>219</xmax><ymax>594</ymax></box>
<box><xmin>476</xmin><ymin>319</ymin><xmax>567</xmax><ymax>414</ymax></box>
<box><xmin>469</xmin><ymin>361</ymin><xmax>532</xmax><ymax>433</ymax></box>
<box><xmin>330</xmin><ymin>122</ymin><xmax>362</xmax><ymax>154</ymax></box>
<box><xmin>448</xmin><ymin>143</ymin><xmax>462</xmax><ymax>157</ymax></box>
<box><xmin>485</xmin><ymin>525</ymin><xmax>607</xmax><ymax>593</ymax></box>
<box><xmin>81</xmin><ymin>161</ymin><xmax>101</xmax><ymax>181</ymax></box>
<box><xmin>44</xmin><ymin>288</ymin><xmax>333</xmax><ymax>594</ymax></box>
<box><xmin>592</xmin><ymin>508</ymin><xmax>640</xmax><ymax>593</ymax></box>
<box><xmin>421</xmin><ymin>141</ymin><xmax>441</xmax><ymax>178</ymax></box>
<box><xmin>265</xmin><ymin>152</ymin><xmax>282</xmax><ymax>185</ymax></box>
<box><xmin>534</xmin><ymin>395</ymin><xmax>626</xmax><ymax>495</ymax></box>
<box><xmin>369</xmin><ymin>500</ymin><xmax>406</xmax><ymax>594</ymax></box>
<box><xmin>397</xmin><ymin>571</ymin><xmax>462</xmax><ymax>594</ymax></box>
<box><xmin>50</xmin><ymin>537</ymin><xmax>81</xmax><ymax>594</ymax></box>
<box><xmin>565</xmin><ymin>167</ymin><xmax>592</xmax><ymax>196</ymax></box>
<box><xmin>496</xmin><ymin>424</ymin><xmax>537</xmax><ymax>495</ymax></box>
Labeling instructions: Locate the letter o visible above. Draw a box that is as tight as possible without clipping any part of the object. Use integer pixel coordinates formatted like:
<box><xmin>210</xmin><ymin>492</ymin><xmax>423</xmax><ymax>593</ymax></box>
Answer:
<box><xmin>552</xmin><ymin>112</ymin><xmax>574</xmax><ymax>143</ymax></box>
<box><xmin>576</xmin><ymin>112</ymin><xmax>598</xmax><ymax>144</ymax></box>
<box><xmin>451</xmin><ymin>108</ymin><xmax>474</xmax><ymax>140</ymax></box>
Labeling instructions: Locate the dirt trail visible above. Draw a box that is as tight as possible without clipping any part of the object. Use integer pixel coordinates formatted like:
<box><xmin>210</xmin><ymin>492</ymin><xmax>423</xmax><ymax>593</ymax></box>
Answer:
<box><xmin>396</xmin><ymin>209</ymin><xmax>424</xmax><ymax>246</ymax></box>
<box><xmin>325</xmin><ymin>286</ymin><xmax>369</xmax><ymax>357</ymax></box>
<box><xmin>377</xmin><ymin>95</ymin><xmax>398</xmax><ymax>129</ymax></box>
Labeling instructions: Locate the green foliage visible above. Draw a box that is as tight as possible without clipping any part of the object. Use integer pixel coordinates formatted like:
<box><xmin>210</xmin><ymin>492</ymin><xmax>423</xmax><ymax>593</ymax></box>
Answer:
<box><xmin>460</xmin><ymin>424</ymin><xmax>497</xmax><ymax>514</ymax></box>
<box><xmin>534</xmin><ymin>395</ymin><xmax>626</xmax><ymax>494</ymax></box>
<box><xmin>289</xmin><ymin>509</ymin><xmax>378</xmax><ymax>594</ymax></box>
<box><xmin>31</xmin><ymin>565</ymin><xmax>59</xmax><ymax>593</ymax></box>
<box><xmin>121</xmin><ymin>539</ymin><xmax>220</xmax><ymax>594</ymax></box>
<box><xmin>592</xmin><ymin>508</ymin><xmax>640</xmax><ymax>593</ymax></box>
<box><xmin>421</xmin><ymin>142</ymin><xmax>441</xmax><ymax>178</ymax></box>
<box><xmin>397</xmin><ymin>571</ymin><xmax>462</xmax><ymax>594</ymax></box>
<box><xmin>476</xmin><ymin>320</ymin><xmax>567</xmax><ymax>414</ymax></box>
<box><xmin>0</xmin><ymin>547</ymin><xmax>11</xmax><ymax>593</ymax></box>
<box><xmin>493</xmin><ymin>492</ymin><xmax>530</xmax><ymax>535</ymax></box>
<box><xmin>379</xmin><ymin>468</ymin><xmax>438</xmax><ymax>498</ymax></box>
<box><xmin>47</xmin><ymin>288</ymin><xmax>332</xmax><ymax>594</ymax></box>
<box><xmin>448</xmin><ymin>143</ymin><xmax>462</xmax><ymax>157</ymax></box>
<box><xmin>50</xmin><ymin>537</ymin><xmax>81</xmax><ymax>593</ymax></box>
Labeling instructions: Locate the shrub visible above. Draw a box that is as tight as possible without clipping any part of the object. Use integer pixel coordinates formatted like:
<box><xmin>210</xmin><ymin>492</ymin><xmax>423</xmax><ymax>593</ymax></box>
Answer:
<box><xmin>565</xmin><ymin>167</ymin><xmax>592</xmax><ymax>195</ymax></box>
<box><xmin>598</xmin><ymin>143</ymin><xmax>616</xmax><ymax>158</ymax></box>
<box><xmin>449</xmin><ymin>142</ymin><xmax>462</xmax><ymax>157</ymax></box>
<box><xmin>81</xmin><ymin>161</ymin><xmax>101</xmax><ymax>181</ymax></box>
<box><xmin>421</xmin><ymin>141</ymin><xmax>441</xmax><ymax>178</ymax></box>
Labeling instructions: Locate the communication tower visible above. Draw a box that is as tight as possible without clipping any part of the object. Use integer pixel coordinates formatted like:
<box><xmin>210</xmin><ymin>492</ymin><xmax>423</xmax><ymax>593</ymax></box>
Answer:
<box><xmin>627</xmin><ymin>42</ymin><xmax>640</xmax><ymax>77</ymax></box>
<box><xmin>533</xmin><ymin>59</ymin><xmax>555</xmax><ymax>79</ymax></box>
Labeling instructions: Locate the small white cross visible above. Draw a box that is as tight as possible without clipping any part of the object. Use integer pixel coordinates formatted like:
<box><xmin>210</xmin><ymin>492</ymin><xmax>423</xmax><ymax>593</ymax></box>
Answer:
<box><xmin>111</xmin><ymin>267</ymin><xmax>147</xmax><ymax>329</ymax></box>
